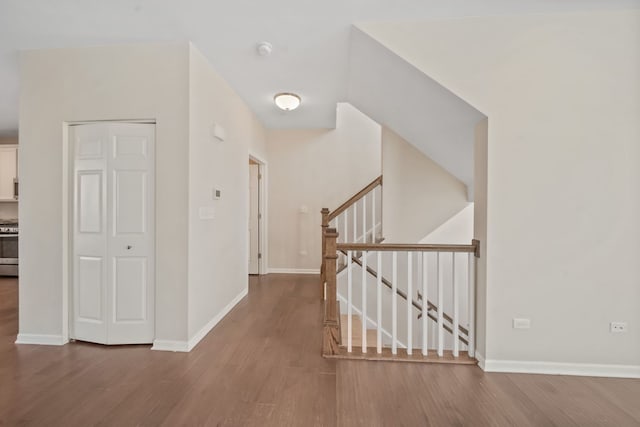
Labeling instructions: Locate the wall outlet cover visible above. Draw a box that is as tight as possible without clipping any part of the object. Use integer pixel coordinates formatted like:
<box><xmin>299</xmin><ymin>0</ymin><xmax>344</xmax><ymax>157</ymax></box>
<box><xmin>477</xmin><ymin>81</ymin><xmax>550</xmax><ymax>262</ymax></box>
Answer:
<box><xmin>610</xmin><ymin>322</ymin><xmax>627</xmax><ymax>333</ymax></box>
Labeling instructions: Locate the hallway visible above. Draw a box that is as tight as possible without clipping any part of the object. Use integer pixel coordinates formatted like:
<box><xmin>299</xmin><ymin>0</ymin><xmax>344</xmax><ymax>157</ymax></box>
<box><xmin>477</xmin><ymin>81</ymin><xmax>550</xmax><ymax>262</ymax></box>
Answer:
<box><xmin>1</xmin><ymin>275</ymin><xmax>639</xmax><ymax>426</ymax></box>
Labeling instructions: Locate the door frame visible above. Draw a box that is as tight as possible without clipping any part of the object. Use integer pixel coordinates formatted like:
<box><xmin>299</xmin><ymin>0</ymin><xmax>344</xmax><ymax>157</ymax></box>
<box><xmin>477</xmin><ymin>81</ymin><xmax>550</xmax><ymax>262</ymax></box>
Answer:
<box><xmin>248</xmin><ymin>152</ymin><xmax>268</xmax><ymax>275</ymax></box>
<box><xmin>61</xmin><ymin>119</ymin><xmax>157</xmax><ymax>343</ymax></box>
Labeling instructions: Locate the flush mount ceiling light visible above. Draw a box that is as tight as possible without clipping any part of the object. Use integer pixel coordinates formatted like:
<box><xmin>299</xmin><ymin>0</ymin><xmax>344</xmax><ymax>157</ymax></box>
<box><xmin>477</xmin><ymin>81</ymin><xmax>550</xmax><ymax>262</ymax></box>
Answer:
<box><xmin>274</xmin><ymin>93</ymin><xmax>301</xmax><ymax>111</ymax></box>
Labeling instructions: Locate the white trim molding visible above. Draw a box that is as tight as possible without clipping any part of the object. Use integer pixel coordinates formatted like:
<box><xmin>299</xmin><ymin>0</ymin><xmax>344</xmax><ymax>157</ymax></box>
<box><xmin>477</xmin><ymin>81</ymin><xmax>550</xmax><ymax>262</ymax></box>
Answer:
<box><xmin>15</xmin><ymin>334</ymin><xmax>68</xmax><ymax>346</ymax></box>
<box><xmin>475</xmin><ymin>351</ymin><xmax>486</xmax><ymax>370</ymax></box>
<box><xmin>152</xmin><ymin>287</ymin><xmax>248</xmax><ymax>353</ymax></box>
<box><xmin>151</xmin><ymin>340</ymin><xmax>189</xmax><ymax>352</ymax></box>
<box><xmin>268</xmin><ymin>268</ymin><xmax>320</xmax><ymax>275</ymax></box>
<box><xmin>481</xmin><ymin>359</ymin><xmax>640</xmax><ymax>379</ymax></box>
<box><xmin>187</xmin><ymin>287</ymin><xmax>248</xmax><ymax>351</ymax></box>
<box><xmin>248</xmin><ymin>151</ymin><xmax>269</xmax><ymax>276</ymax></box>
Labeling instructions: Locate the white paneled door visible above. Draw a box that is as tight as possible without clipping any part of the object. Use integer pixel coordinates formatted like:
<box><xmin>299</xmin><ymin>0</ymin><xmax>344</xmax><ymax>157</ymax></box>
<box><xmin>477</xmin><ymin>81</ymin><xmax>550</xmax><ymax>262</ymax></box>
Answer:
<box><xmin>72</xmin><ymin>123</ymin><xmax>155</xmax><ymax>344</ymax></box>
<box><xmin>248</xmin><ymin>162</ymin><xmax>259</xmax><ymax>275</ymax></box>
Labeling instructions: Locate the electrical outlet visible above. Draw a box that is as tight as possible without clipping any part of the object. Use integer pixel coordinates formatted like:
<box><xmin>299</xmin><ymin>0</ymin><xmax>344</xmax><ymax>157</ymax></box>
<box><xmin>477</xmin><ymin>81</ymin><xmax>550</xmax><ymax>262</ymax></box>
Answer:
<box><xmin>513</xmin><ymin>318</ymin><xmax>531</xmax><ymax>329</ymax></box>
<box><xmin>610</xmin><ymin>322</ymin><xmax>627</xmax><ymax>333</ymax></box>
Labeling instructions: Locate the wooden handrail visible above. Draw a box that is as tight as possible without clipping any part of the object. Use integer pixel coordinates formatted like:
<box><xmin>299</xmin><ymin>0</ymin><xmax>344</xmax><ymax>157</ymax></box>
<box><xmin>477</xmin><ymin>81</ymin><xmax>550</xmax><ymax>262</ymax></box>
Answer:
<box><xmin>338</xmin><ymin>242</ymin><xmax>478</xmax><ymax>255</ymax></box>
<box><xmin>340</xmin><ymin>250</ymin><xmax>469</xmax><ymax>343</ymax></box>
<box><xmin>328</xmin><ymin>175</ymin><xmax>382</xmax><ymax>221</ymax></box>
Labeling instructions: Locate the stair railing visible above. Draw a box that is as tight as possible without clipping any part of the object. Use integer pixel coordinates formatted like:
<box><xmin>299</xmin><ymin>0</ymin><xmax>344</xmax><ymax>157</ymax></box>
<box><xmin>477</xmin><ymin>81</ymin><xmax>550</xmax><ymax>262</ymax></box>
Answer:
<box><xmin>323</xmin><ymin>229</ymin><xmax>479</xmax><ymax>360</ymax></box>
<box><xmin>320</xmin><ymin>175</ymin><xmax>382</xmax><ymax>294</ymax></box>
<box><xmin>339</xmin><ymin>249</ymin><xmax>468</xmax><ymax>344</ymax></box>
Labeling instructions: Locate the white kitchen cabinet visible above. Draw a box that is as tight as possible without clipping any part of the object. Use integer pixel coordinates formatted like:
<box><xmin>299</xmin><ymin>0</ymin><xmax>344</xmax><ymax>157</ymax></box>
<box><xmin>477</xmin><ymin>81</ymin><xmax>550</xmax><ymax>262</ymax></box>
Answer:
<box><xmin>0</xmin><ymin>145</ymin><xmax>18</xmax><ymax>201</ymax></box>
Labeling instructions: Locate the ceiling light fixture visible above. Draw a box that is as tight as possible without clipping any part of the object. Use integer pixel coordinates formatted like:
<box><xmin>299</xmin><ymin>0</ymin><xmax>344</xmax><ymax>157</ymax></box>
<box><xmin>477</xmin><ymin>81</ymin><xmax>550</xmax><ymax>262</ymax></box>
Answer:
<box><xmin>274</xmin><ymin>93</ymin><xmax>301</xmax><ymax>111</ymax></box>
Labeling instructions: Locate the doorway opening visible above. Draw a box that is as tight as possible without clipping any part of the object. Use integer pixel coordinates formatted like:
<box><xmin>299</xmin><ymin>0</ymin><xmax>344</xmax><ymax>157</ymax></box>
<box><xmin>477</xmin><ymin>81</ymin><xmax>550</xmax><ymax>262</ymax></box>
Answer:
<box><xmin>248</xmin><ymin>155</ymin><xmax>267</xmax><ymax>275</ymax></box>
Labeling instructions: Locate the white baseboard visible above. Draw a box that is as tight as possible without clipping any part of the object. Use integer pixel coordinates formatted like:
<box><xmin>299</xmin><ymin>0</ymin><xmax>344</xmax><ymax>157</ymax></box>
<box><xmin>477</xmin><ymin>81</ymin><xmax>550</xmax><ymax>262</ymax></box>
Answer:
<box><xmin>475</xmin><ymin>351</ymin><xmax>486</xmax><ymax>369</ymax></box>
<box><xmin>268</xmin><ymin>268</ymin><xmax>319</xmax><ymax>275</ymax></box>
<box><xmin>481</xmin><ymin>358</ymin><xmax>640</xmax><ymax>379</ymax></box>
<box><xmin>151</xmin><ymin>340</ymin><xmax>189</xmax><ymax>352</ymax></box>
<box><xmin>15</xmin><ymin>333</ymin><xmax>67</xmax><ymax>346</ymax></box>
<box><xmin>152</xmin><ymin>287</ymin><xmax>249</xmax><ymax>353</ymax></box>
<box><xmin>186</xmin><ymin>287</ymin><xmax>248</xmax><ymax>351</ymax></box>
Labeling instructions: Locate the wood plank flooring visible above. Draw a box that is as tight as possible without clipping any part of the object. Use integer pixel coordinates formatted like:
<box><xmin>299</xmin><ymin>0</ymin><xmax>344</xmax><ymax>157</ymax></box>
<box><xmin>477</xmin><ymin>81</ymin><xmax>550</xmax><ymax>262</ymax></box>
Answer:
<box><xmin>1</xmin><ymin>275</ymin><xmax>639</xmax><ymax>426</ymax></box>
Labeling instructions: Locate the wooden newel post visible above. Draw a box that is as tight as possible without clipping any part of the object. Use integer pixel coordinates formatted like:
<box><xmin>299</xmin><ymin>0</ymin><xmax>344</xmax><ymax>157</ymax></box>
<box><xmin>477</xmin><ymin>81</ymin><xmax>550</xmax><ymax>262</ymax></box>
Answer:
<box><xmin>320</xmin><ymin>208</ymin><xmax>330</xmax><ymax>298</ymax></box>
<box><xmin>322</xmin><ymin>227</ymin><xmax>340</xmax><ymax>356</ymax></box>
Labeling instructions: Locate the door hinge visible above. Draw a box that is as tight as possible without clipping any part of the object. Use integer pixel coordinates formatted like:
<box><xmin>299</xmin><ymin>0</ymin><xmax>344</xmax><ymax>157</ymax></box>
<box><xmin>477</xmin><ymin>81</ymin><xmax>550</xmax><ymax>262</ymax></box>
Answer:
<box><xmin>258</xmin><ymin>213</ymin><xmax>262</xmax><ymax>219</ymax></box>
<box><xmin>258</xmin><ymin>173</ymin><xmax>262</xmax><ymax>180</ymax></box>
<box><xmin>258</xmin><ymin>253</ymin><xmax>262</xmax><ymax>259</ymax></box>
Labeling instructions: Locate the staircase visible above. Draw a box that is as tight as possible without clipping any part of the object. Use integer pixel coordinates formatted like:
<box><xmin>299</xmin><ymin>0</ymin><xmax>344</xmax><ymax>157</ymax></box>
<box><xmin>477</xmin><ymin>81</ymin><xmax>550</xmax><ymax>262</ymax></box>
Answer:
<box><xmin>340</xmin><ymin>314</ymin><xmax>377</xmax><ymax>350</ymax></box>
<box><xmin>321</xmin><ymin>176</ymin><xmax>479</xmax><ymax>364</ymax></box>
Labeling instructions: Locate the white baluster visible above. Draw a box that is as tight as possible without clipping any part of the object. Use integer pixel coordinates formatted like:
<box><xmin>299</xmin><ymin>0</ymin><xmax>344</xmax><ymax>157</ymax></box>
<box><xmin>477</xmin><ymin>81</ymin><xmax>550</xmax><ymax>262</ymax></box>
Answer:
<box><xmin>407</xmin><ymin>252</ymin><xmax>413</xmax><ymax>355</ymax></box>
<box><xmin>452</xmin><ymin>253</ymin><xmax>459</xmax><ymax>357</ymax></box>
<box><xmin>362</xmin><ymin>194</ymin><xmax>367</xmax><ymax>243</ymax></box>
<box><xmin>372</xmin><ymin>190</ymin><xmax>376</xmax><ymax>242</ymax></box>
<box><xmin>342</xmin><ymin>212</ymin><xmax>348</xmax><ymax>266</ymax></box>
<box><xmin>362</xmin><ymin>249</ymin><xmax>367</xmax><ymax>353</ymax></box>
<box><xmin>392</xmin><ymin>251</ymin><xmax>398</xmax><ymax>355</ymax></box>
<box><xmin>347</xmin><ymin>250</ymin><xmax>353</xmax><ymax>353</ymax></box>
<box><xmin>343</xmin><ymin>211</ymin><xmax>348</xmax><ymax>244</ymax></box>
<box><xmin>334</xmin><ymin>216</ymin><xmax>341</xmax><ymax>268</ymax></box>
<box><xmin>377</xmin><ymin>251</ymin><xmax>382</xmax><ymax>354</ymax></box>
<box><xmin>353</xmin><ymin>204</ymin><xmax>357</xmax><ymax>242</ymax></box>
<box><xmin>468</xmin><ymin>252</ymin><xmax>476</xmax><ymax>358</ymax></box>
<box><xmin>422</xmin><ymin>252</ymin><xmax>428</xmax><ymax>356</ymax></box>
<box><xmin>437</xmin><ymin>252</ymin><xmax>443</xmax><ymax>357</ymax></box>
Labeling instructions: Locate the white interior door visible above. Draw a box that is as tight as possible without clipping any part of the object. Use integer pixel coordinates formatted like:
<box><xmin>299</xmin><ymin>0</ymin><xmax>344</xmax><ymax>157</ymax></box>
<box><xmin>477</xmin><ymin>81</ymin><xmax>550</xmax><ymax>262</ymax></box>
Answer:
<box><xmin>72</xmin><ymin>122</ymin><xmax>155</xmax><ymax>345</ymax></box>
<box><xmin>248</xmin><ymin>163</ymin><xmax>259</xmax><ymax>274</ymax></box>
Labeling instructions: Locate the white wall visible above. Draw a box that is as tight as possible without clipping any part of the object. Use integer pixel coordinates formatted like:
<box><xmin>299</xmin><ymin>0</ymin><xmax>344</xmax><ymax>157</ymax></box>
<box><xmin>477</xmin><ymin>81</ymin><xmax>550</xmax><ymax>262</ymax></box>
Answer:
<box><xmin>0</xmin><ymin>136</ymin><xmax>18</xmax><ymax>220</ymax></box>
<box><xmin>19</xmin><ymin>43</ymin><xmax>190</xmax><ymax>343</ymax></box>
<box><xmin>420</xmin><ymin>203</ymin><xmax>473</xmax><ymax>245</ymax></box>
<box><xmin>361</xmin><ymin>10</ymin><xmax>640</xmax><ymax>371</ymax></box>
<box><xmin>187</xmin><ymin>45</ymin><xmax>268</xmax><ymax>342</ymax></box>
<box><xmin>266</xmin><ymin>103</ymin><xmax>381</xmax><ymax>271</ymax></box>
<box><xmin>382</xmin><ymin>126</ymin><xmax>469</xmax><ymax>243</ymax></box>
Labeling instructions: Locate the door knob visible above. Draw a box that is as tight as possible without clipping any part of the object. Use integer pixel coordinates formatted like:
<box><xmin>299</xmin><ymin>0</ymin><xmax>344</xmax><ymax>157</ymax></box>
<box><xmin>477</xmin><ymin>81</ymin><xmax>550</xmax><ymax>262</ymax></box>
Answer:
<box><xmin>126</xmin><ymin>245</ymin><xmax>132</xmax><ymax>250</ymax></box>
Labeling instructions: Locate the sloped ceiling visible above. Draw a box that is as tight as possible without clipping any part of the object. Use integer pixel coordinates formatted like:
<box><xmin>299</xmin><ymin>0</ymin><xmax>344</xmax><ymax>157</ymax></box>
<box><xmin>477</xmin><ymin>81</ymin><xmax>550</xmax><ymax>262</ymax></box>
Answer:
<box><xmin>347</xmin><ymin>28</ymin><xmax>485</xmax><ymax>191</ymax></box>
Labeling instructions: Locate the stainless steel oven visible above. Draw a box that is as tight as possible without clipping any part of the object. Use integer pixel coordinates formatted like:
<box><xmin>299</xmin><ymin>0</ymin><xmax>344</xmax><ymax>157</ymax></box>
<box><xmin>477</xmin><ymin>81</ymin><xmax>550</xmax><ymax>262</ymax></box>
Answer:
<box><xmin>0</xmin><ymin>221</ymin><xmax>18</xmax><ymax>276</ymax></box>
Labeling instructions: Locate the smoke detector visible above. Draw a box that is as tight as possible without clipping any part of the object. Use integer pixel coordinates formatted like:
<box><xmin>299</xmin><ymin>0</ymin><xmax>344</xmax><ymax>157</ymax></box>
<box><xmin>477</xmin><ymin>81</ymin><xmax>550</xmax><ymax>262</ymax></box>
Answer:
<box><xmin>256</xmin><ymin>42</ymin><xmax>273</xmax><ymax>57</ymax></box>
